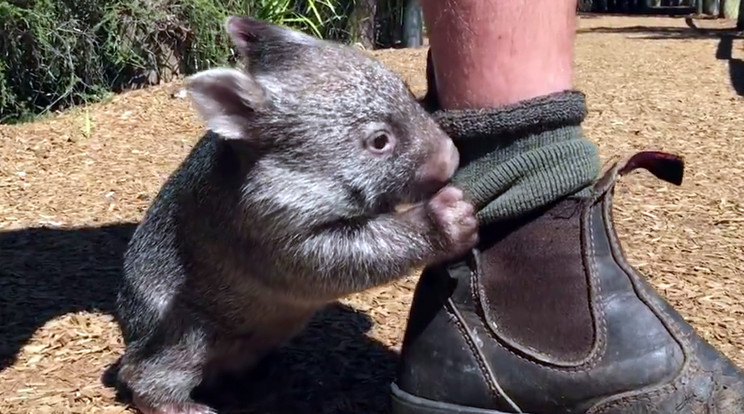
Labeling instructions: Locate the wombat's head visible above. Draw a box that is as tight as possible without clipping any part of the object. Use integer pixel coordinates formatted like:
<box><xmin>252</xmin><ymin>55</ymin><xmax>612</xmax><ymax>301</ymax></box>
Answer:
<box><xmin>185</xmin><ymin>16</ymin><xmax>458</xmax><ymax>216</ymax></box>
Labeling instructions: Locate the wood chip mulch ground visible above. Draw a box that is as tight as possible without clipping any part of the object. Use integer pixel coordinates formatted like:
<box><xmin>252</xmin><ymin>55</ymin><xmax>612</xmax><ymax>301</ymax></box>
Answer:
<box><xmin>0</xmin><ymin>15</ymin><xmax>742</xmax><ymax>414</ymax></box>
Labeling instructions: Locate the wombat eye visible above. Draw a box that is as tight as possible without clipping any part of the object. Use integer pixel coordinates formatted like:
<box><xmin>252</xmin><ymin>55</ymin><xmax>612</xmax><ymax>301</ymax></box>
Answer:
<box><xmin>373</xmin><ymin>135</ymin><xmax>388</xmax><ymax>149</ymax></box>
<box><xmin>365</xmin><ymin>132</ymin><xmax>395</xmax><ymax>155</ymax></box>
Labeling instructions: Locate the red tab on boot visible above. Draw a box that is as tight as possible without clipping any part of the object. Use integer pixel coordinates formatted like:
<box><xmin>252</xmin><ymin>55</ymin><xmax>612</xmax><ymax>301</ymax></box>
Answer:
<box><xmin>618</xmin><ymin>151</ymin><xmax>685</xmax><ymax>186</ymax></box>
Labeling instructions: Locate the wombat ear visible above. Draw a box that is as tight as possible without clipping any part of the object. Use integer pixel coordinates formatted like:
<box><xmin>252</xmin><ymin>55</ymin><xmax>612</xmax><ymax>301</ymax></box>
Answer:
<box><xmin>184</xmin><ymin>67</ymin><xmax>268</xmax><ymax>140</ymax></box>
<box><xmin>224</xmin><ymin>15</ymin><xmax>318</xmax><ymax>66</ymax></box>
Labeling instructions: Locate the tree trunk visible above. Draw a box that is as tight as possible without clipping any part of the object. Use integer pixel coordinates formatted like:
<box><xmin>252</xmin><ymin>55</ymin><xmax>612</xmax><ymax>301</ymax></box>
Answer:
<box><xmin>347</xmin><ymin>0</ymin><xmax>377</xmax><ymax>49</ymax></box>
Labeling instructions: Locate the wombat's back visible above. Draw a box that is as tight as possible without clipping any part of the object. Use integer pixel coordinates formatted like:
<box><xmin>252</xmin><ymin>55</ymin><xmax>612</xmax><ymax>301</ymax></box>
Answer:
<box><xmin>116</xmin><ymin>133</ymin><xmax>248</xmax><ymax>341</ymax></box>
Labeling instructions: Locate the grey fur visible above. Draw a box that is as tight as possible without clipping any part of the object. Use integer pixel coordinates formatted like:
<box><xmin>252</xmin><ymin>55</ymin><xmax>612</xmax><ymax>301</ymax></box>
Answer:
<box><xmin>115</xmin><ymin>16</ymin><xmax>478</xmax><ymax>414</ymax></box>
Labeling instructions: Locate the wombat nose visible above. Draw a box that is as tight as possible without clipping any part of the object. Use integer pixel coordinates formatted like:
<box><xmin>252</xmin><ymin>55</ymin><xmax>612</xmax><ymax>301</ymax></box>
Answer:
<box><xmin>417</xmin><ymin>138</ymin><xmax>460</xmax><ymax>186</ymax></box>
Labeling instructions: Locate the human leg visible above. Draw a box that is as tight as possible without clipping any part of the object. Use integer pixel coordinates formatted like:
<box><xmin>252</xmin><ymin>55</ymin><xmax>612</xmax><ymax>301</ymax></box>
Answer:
<box><xmin>392</xmin><ymin>1</ymin><xmax>744</xmax><ymax>413</ymax></box>
<box><xmin>422</xmin><ymin>0</ymin><xmax>576</xmax><ymax>109</ymax></box>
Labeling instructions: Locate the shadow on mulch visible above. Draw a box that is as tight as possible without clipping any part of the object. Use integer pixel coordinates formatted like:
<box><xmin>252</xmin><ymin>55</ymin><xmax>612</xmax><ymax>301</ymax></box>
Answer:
<box><xmin>578</xmin><ymin>18</ymin><xmax>744</xmax><ymax>40</ymax></box>
<box><xmin>0</xmin><ymin>224</ymin><xmax>399</xmax><ymax>413</ymax></box>
<box><xmin>579</xmin><ymin>19</ymin><xmax>744</xmax><ymax>96</ymax></box>
<box><xmin>0</xmin><ymin>223</ymin><xmax>133</xmax><ymax>369</ymax></box>
<box><xmin>715</xmin><ymin>35</ymin><xmax>744</xmax><ymax>96</ymax></box>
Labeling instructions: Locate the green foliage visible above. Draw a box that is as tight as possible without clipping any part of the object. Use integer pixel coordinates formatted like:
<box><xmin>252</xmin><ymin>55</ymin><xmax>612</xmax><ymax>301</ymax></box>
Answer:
<box><xmin>250</xmin><ymin>0</ymin><xmax>345</xmax><ymax>39</ymax></box>
<box><xmin>0</xmin><ymin>0</ymin><xmax>349</xmax><ymax>124</ymax></box>
<box><xmin>1</xmin><ymin>0</ymin><xmax>112</xmax><ymax>123</ymax></box>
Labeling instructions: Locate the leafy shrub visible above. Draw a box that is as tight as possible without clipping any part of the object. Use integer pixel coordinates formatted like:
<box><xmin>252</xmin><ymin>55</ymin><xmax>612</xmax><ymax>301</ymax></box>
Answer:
<box><xmin>0</xmin><ymin>0</ymin><xmax>347</xmax><ymax>124</ymax></box>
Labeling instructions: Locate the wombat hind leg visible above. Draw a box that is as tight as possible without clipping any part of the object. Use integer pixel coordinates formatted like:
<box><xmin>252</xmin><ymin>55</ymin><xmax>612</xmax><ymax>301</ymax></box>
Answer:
<box><xmin>132</xmin><ymin>397</ymin><xmax>217</xmax><ymax>414</ymax></box>
<box><xmin>203</xmin><ymin>335</ymin><xmax>275</xmax><ymax>382</ymax></box>
<box><xmin>204</xmin><ymin>320</ymin><xmax>311</xmax><ymax>384</ymax></box>
<box><xmin>117</xmin><ymin>333</ymin><xmax>213</xmax><ymax>414</ymax></box>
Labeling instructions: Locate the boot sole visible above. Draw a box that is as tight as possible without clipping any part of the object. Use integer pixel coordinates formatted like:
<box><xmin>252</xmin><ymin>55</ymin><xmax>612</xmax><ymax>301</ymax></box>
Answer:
<box><xmin>391</xmin><ymin>382</ymin><xmax>521</xmax><ymax>414</ymax></box>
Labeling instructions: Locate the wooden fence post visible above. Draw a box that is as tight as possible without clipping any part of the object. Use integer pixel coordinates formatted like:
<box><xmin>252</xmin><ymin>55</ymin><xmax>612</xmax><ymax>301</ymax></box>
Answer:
<box><xmin>721</xmin><ymin>0</ymin><xmax>737</xmax><ymax>19</ymax></box>
<box><xmin>402</xmin><ymin>0</ymin><xmax>423</xmax><ymax>48</ymax></box>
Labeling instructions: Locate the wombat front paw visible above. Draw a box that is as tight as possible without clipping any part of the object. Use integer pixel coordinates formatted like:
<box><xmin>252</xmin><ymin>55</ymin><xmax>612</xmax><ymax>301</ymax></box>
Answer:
<box><xmin>427</xmin><ymin>186</ymin><xmax>479</xmax><ymax>260</ymax></box>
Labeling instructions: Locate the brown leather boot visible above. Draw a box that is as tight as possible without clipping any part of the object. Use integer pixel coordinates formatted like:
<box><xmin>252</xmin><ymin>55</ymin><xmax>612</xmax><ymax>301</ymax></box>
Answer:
<box><xmin>392</xmin><ymin>151</ymin><xmax>744</xmax><ymax>414</ymax></box>
<box><xmin>391</xmin><ymin>52</ymin><xmax>744</xmax><ymax>414</ymax></box>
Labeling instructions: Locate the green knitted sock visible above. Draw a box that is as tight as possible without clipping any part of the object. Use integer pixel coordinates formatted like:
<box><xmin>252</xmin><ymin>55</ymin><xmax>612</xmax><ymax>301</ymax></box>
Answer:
<box><xmin>431</xmin><ymin>90</ymin><xmax>600</xmax><ymax>224</ymax></box>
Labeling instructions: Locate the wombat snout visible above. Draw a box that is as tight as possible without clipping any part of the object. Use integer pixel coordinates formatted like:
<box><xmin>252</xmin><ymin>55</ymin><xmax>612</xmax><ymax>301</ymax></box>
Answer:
<box><xmin>416</xmin><ymin>138</ymin><xmax>460</xmax><ymax>191</ymax></box>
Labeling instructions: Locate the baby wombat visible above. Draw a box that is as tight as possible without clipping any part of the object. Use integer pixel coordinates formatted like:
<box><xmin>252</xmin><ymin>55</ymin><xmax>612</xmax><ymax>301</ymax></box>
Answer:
<box><xmin>115</xmin><ymin>15</ymin><xmax>478</xmax><ymax>414</ymax></box>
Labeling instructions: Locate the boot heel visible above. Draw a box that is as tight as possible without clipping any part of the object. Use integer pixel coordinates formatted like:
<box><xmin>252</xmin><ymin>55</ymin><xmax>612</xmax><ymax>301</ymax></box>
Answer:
<box><xmin>391</xmin><ymin>382</ymin><xmax>518</xmax><ymax>414</ymax></box>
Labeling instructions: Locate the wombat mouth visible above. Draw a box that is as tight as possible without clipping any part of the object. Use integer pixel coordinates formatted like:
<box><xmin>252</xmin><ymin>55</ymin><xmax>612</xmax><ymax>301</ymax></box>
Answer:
<box><xmin>392</xmin><ymin>178</ymin><xmax>452</xmax><ymax>213</ymax></box>
<box><xmin>409</xmin><ymin>179</ymin><xmax>451</xmax><ymax>203</ymax></box>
